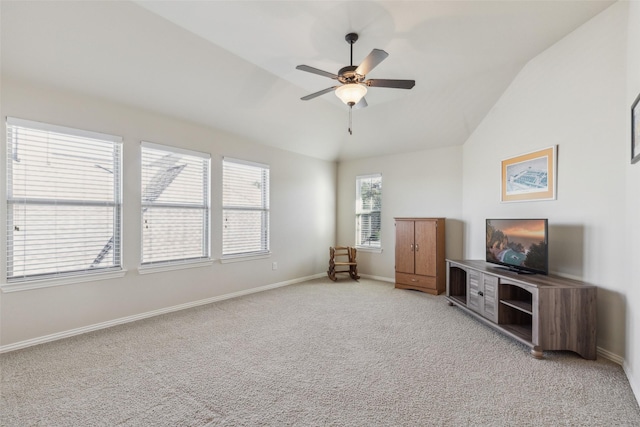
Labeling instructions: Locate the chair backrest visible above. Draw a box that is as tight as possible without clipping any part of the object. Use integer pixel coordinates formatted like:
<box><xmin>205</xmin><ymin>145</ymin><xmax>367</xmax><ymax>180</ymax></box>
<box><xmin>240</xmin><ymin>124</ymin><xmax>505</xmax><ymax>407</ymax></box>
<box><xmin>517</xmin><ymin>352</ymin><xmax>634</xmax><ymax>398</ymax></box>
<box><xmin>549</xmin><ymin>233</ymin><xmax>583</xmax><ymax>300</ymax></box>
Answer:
<box><xmin>330</xmin><ymin>246</ymin><xmax>356</xmax><ymax>263</ymax></box>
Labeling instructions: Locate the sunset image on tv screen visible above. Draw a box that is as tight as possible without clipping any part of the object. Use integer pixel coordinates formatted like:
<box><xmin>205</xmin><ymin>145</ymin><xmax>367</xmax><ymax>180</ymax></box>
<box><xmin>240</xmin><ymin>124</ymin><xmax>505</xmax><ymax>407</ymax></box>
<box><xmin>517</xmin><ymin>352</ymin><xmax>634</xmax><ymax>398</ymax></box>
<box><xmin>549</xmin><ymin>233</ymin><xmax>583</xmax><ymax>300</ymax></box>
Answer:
<box><xmin>486</xmin><ymin>219</ymin><xmax>547</xmax><ymax>272</ymax></box>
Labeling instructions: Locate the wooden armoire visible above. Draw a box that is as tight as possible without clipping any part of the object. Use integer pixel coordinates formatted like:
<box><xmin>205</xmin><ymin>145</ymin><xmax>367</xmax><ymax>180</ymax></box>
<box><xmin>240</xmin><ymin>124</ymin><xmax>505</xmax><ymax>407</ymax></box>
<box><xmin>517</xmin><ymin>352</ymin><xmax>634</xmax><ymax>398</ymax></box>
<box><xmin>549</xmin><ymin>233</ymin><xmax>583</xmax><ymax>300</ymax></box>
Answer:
<box><xmin>394</xmin><ymin>218</ymin><xmax>446</xmax><ymax>295</ymax></box>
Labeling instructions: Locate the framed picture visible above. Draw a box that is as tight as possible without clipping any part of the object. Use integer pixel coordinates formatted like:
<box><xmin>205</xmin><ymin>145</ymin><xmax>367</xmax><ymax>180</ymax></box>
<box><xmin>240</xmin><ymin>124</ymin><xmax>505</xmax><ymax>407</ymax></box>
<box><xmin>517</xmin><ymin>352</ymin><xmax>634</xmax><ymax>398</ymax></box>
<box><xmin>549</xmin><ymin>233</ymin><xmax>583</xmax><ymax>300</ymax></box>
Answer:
<box><xmin>632</xmin><ymin>92</ymin><xmax>640</xmax><ymax>164</ymax></box>
<box><xmin>501</xmin><ymin>146</ymin><xmax>556</xmax><ymax>202</ymax></box>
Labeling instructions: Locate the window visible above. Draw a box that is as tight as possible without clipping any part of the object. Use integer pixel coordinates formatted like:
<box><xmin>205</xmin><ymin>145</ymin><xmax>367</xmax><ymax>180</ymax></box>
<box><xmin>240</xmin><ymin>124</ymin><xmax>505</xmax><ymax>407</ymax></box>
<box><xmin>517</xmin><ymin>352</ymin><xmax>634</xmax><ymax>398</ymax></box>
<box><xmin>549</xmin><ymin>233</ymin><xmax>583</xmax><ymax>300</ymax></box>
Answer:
<box><xmin>141</xmin><ymin>142</ymin><xmax>210</xmax><ymax>266</ymax></box>
<box><xmin>356</xmin><ymin>173</ymin><xmax>382</xmax><ymax>249</ymax></box>
<box><xmin>222</xmin><ymin>158</ymin><xmax>270</xmax><ymax>258</ymax></box>
<box><xmin>6</xmin><ymin>117</ymin><xmax>122</xmax><ymax>282</ymax></box>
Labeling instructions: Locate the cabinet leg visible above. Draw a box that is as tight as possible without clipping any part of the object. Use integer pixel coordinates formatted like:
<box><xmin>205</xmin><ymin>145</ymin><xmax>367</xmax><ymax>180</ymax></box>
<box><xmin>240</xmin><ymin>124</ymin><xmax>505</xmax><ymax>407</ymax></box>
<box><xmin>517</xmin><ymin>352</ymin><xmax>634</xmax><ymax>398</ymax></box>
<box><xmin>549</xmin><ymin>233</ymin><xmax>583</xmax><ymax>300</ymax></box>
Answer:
<box><xmin>447</xmin><ymin>301</ymin><xmax>454</xmax><ymax>306</ymax></box>
<box><xmin>531</xmin><ymin>347</ymin><xmax>544</xmax><ymax>359</ymax></box>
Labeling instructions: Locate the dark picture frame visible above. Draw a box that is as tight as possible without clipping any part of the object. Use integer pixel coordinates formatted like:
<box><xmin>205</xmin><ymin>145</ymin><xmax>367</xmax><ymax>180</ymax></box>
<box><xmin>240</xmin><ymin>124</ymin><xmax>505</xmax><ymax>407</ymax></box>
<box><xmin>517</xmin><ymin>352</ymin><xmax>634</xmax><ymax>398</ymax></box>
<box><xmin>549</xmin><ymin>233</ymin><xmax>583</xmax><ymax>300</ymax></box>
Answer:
<box><xmin>633</xmin><ymin>92</ymin><xmax>640</xmax><ymax>164</ymax></box>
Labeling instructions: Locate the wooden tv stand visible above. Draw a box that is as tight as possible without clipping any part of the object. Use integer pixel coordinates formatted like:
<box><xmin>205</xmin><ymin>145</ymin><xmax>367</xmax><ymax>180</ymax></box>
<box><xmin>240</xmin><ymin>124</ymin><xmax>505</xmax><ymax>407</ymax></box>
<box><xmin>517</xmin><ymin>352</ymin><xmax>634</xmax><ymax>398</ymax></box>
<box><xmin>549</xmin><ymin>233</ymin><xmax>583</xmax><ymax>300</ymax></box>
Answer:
<box><xmin>446</xmin><ymin>260</ymin><xmax>597</xmax><ymax>359</ymax></box>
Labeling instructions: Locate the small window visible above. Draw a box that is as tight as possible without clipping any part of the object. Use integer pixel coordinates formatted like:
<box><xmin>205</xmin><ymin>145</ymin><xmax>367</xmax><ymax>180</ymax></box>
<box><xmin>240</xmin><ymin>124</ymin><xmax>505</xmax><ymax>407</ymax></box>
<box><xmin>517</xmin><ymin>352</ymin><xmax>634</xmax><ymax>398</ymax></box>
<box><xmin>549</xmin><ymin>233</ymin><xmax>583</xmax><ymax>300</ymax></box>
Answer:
<box><xmin>141</xmin><ymin>142</ymin><xmax>210</xmax><ymax>266</ymax></box>
<box><xmin>6</xmin><ymin>117</ymin><xmax>122</xmax><ymax>282</ymax></box>
<box><xmin>356</xmin><ymin>173</ymin><xmax>382</xmax><ymax>249</ymax></box>
<box><xmin>222</xmin><ymin>158</ymin><xmax>270</xmax><ymax>258</ymax></box>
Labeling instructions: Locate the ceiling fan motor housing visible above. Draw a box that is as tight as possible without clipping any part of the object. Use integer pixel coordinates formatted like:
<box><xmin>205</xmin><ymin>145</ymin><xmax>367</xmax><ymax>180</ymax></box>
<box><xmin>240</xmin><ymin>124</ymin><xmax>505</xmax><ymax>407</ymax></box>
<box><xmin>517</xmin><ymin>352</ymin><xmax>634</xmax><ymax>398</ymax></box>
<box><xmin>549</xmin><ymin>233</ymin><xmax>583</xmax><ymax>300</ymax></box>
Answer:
<box><xmin>338</xmin><ymin>65</ymin><xmax>363</xmax><ymax>84</ymax></box>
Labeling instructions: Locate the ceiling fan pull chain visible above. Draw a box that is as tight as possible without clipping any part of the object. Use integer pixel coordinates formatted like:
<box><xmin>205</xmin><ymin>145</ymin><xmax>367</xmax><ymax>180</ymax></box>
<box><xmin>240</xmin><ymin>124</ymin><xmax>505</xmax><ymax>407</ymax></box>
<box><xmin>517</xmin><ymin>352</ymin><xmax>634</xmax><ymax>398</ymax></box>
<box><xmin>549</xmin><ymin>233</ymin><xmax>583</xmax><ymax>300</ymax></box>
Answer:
<box><xmin>348</xmin><ymin>106</ymin><xmax>353</xmax><ymax>135</ymax></box>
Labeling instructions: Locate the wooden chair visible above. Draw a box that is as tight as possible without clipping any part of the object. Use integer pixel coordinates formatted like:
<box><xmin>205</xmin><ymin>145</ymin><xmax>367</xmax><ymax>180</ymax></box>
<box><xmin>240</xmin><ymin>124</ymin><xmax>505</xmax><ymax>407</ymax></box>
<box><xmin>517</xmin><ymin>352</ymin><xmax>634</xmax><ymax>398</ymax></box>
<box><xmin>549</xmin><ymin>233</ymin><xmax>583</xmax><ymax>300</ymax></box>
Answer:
<box><xmin>327</xmin><ymin>246</ymin><xmax>360</xmax><ymax>281</ymax></box>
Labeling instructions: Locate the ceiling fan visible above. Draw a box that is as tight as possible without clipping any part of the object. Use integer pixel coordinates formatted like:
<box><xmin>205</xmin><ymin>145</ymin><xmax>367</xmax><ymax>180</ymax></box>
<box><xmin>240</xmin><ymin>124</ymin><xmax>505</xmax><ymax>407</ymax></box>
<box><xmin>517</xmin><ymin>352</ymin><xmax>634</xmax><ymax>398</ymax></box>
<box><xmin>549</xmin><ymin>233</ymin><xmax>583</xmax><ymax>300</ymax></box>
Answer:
<box><xmin>296</xmin><ymin>33</ymin><xmax>415</xmax><ymax>134</ymax></box>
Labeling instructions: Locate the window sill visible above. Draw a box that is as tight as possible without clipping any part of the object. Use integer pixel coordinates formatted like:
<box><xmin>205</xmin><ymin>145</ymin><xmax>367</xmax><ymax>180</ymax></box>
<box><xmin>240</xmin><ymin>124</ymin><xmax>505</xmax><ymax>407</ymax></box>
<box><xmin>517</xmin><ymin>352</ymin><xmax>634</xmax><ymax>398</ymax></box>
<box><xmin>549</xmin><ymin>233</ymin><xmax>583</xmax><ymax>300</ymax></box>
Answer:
<box><xmin>1</xmin><ymin>269</ymin><xmax>127</xmax><ymax>293</ymax></box>
<box><xmin>355</xmin><ymin>247</ymin><xmax>383</xmax><ymax>254</ymax></box>
<box><xmin>138</xmin><ymin>259</ymin><xmax>214</xmax><ymax>275</ymax></box>
<box><xmin>220</xmin><ymin>252</ymin><xmax>271</xmax><ymax>264</ymax></box>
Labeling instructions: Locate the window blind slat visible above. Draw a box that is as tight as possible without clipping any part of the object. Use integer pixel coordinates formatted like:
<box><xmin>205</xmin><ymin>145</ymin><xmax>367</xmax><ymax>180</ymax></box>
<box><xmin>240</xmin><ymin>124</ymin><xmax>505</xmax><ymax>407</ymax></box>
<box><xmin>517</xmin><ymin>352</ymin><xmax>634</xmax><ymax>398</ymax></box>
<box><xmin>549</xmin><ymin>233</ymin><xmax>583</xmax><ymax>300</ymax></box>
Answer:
<box><xmin>222</xmin><ymin>159</ymin><xmax>269</xmax><ymax>256</ymax></box>
<box><xmin>140</xmin><ymin>142</ymin><xmax>210</xmax><ymax>266</ymax></box>
<box><xmin>6</xmin><ymin>119</ymin><xmax>122</xmax><ymax>282</ymax></box>
<box><xmin>356</xmin><ymin>174</ymin><xmax>382</xmax><ymax>248</ymax></box>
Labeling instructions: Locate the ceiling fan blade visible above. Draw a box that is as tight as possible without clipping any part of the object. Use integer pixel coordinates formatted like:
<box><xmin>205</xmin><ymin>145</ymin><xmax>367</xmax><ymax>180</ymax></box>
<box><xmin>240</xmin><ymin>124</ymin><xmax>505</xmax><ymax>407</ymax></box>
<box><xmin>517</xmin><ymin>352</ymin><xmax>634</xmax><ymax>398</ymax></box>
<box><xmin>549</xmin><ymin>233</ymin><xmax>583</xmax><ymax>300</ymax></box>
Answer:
<box><xmin>296</xmin><ymin>65</ymin><xmax>339</xmax><ymax>80</ymax></box>
<box><xmin>354</xmin><ymin>97</ymin><xmax>368</xmax><ymax>110</ymax></box>
<box><xmin>365</xmin><ymin>79</ymin><xmax>415</xmax><ymax>89</ymax></box>
<box><xmin>301</xmin><ymin>86</ymin><xmax>339</xmax><ymax>101</ymax></box>
<box><xmin>355</xmin><ymin>49</ymin><xmax>389</xmax><ymax>76</ymax></box>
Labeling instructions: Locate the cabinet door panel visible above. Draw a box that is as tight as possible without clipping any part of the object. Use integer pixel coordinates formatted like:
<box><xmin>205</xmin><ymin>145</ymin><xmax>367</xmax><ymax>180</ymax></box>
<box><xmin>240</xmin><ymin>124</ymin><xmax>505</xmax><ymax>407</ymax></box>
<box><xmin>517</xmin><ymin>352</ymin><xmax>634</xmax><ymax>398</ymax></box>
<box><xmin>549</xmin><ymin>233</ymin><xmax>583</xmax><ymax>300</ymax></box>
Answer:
<box><xmin>467</xmin><ymin>270</ymin><xmax>483</xmax><ymax>314</ymax></box>
<box><xmin>414</xmin><ymin>220</ymin><xmax>436</xmax><ymax>276</ymax></box>
<box><xmin>483</xmin><ymin>275</ymin><xmax>499</xmax><ymax>322</ymax></box>
<box><xmin>395</xmin><ymin>220</ymin><xmax>415</xmax><ymax>274</ymax></box>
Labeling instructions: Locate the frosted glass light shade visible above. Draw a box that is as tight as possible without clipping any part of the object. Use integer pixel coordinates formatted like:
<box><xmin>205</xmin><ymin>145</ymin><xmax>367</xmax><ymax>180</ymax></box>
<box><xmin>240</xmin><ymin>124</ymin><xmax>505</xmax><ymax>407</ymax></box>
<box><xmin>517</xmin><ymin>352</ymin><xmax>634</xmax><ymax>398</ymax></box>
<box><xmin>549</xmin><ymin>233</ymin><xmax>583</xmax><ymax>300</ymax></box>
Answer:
<box><xmin>335</xmin><ymin>83</ymin><xmax>367</xmax><ymax>105</ymax></box>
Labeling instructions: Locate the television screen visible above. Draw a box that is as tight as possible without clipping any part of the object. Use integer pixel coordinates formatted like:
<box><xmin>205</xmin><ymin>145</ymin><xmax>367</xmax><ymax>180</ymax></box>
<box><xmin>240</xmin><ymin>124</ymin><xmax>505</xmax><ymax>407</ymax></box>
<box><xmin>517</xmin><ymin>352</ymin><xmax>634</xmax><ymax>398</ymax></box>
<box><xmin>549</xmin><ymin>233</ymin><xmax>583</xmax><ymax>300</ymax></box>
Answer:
<box><xmin>486</xmin><ymin>218</ymin><xmax>548</xmax><ymax>275</ymax></box>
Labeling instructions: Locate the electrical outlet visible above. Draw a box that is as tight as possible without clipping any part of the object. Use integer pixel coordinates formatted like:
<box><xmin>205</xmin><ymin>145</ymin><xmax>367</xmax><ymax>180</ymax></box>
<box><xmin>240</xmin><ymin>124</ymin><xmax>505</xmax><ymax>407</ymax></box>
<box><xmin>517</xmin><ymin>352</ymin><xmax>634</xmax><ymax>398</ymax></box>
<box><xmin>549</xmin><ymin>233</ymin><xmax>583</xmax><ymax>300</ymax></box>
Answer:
<box><xmin>272</xmin><ymin>262</ymin><xmax>278</xmax><ymax>270</ymax></box>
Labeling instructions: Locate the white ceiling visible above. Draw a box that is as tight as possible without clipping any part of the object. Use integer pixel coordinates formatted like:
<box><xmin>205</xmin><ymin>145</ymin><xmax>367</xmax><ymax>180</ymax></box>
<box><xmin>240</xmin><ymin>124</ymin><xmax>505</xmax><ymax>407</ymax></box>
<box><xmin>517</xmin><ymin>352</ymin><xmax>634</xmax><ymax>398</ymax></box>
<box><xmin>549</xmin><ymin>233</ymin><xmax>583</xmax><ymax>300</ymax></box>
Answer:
<box><xmin>1</xmin><ymin>1</ymin><xmax>614</xmax><ymax>161</ymax></box>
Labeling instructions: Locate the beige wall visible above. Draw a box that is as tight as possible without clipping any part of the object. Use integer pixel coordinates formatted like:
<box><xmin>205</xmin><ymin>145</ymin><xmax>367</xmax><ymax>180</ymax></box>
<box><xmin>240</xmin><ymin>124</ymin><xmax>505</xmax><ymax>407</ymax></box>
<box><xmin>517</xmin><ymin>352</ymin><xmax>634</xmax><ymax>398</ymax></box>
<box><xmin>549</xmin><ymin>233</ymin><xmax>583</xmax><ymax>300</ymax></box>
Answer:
<box><xmin>0</xmin><ymin>76</ymin><xmax>337</xmax><ymax>347</ymax></box>
<box><xmin>625</xmin><ymin>0</ymin><xmax>640</xmax><ymax>403</ymax></box>
<box><xmin>0</xmin><ymin>0</ymin><xmax>638</xmax><ymax>406</ymax></box>
<box><xmin>336</xmin><ymin>146</ymin><xmax>464</xmax><ymax>280</ymax></box>
<box><xmin>462</xmin><ymin>2</ymin><xmax>629</xmax><ymax>358</ymax></box>
<box><xmin>338</xmin><ymin>4</ymin><xmax>640</xmax><ymax>406</ymax></box>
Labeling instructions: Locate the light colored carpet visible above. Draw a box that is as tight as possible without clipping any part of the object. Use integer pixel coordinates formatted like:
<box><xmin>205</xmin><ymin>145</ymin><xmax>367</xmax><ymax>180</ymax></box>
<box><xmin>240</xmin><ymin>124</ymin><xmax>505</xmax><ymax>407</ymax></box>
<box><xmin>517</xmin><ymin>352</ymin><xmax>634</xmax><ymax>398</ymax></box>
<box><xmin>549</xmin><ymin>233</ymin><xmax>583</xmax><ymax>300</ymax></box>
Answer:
<box><xmin>1</xmin><ymin>278</ymin><xmax>639</xmax><ymax>426</ymax></box>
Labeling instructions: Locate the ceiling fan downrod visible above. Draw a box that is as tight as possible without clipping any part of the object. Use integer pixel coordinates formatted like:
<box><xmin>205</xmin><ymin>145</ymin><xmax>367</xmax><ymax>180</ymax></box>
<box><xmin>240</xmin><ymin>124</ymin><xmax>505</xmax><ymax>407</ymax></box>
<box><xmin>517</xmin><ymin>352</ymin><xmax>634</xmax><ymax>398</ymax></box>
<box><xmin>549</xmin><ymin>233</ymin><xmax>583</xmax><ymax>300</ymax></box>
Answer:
<box><xmin>346</xmin><ymin>32</ymin><xmax>358</xmax><ymax>66</ymax></box>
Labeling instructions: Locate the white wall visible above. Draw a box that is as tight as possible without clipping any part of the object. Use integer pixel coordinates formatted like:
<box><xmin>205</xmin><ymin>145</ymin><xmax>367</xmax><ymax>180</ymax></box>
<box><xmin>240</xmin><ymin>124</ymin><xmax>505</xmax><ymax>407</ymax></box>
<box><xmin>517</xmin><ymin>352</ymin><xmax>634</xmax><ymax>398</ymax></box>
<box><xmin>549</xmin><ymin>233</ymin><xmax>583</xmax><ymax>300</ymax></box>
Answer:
<box><xmin>0</xmin><ymin>76</ymin><xmax>336</xmax><ymax>348</ymax></box>
<box><xmin>337</xmin><ymin>146</ymin><xmax>464</xmax><ymax>280</ymax></box>
<box><xmin>462</xmin><ymin>2</ymin><xmax>629</xmax><ymax>359</ymax></box>
<box><xmin>625</xmin><ymin>0</ymin><xmax>640</xmax><ymax>404</ymax></box>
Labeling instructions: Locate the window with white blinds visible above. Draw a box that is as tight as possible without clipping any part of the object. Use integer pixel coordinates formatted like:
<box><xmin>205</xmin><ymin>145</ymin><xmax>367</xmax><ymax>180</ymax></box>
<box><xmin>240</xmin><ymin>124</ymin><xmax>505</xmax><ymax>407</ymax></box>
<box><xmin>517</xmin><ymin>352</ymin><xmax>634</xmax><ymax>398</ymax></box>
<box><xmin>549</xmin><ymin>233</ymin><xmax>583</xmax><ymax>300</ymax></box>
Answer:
<box><xmin>356</xmin><ymin>173</ymin><xmax>382</xmax><ymax>249</ymax></box>
<box><xmin>6</xmin><ymin>117</ymin><xmax>122</xmax><ymax>282</ymax></box>
<box><xmin>222</xmin><ymin>158</ymin><xmax>270</xmax><ymax>257</ymax></box>
<box><xmin>140</xmin><ymin>142</ymin><xmax>210</xmax><ymax>266</ymax></box>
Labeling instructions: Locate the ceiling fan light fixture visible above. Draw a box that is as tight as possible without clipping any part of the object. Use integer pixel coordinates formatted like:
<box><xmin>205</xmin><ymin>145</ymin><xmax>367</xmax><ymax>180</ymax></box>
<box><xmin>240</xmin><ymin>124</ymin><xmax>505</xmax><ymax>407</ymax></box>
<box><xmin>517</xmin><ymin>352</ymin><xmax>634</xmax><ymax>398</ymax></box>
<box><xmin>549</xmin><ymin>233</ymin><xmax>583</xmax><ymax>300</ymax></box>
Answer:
<box><xmin>335</xmin><ymin>83</ymin><xmax>367</xmax><ymax>106</ymax></box>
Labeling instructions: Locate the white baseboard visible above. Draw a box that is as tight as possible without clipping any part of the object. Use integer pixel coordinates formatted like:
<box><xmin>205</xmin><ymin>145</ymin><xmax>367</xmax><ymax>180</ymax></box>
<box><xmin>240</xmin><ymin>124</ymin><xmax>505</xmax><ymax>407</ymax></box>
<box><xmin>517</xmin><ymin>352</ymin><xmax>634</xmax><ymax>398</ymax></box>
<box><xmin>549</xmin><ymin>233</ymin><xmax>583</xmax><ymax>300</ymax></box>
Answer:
<box><xmin>0</xmin><ymin>273</ymin><xmax>325</xmax><ymax>354</ymax></box>
<box><xmin>4</xmin><ymin>271</ymin><xmax>639</xmax><ymax>409</ymax></box>
<box><xmin>597</xmin><ymin>346</ymin><xmax>625</xmax><ymax>365</ymax></box>
<box><xmin>359</xmin><ymin>274</ymin><xmax>395</xmax><ymax>283</ymax></box>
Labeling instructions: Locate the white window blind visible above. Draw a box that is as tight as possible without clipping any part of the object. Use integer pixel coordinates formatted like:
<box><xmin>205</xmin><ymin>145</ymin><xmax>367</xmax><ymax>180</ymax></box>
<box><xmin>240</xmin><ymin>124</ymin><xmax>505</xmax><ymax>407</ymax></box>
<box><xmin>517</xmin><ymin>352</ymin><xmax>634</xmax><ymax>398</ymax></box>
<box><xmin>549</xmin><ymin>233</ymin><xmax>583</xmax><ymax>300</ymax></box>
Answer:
<box><xmin>6</xmin><ymin>117</ymin><xmax>122</xmax><ymax>282</ymax></box>
<box><xmin>141</xmin><ymin>142</ymin><xmax>210</xmax><ymax>266</ymax></box>
<box><xmin>356</xmin><ymin>173</ymin><xmax>382</xmax><ymax>248</ymax></box>
<box><xmin>222</xmin><ymin>158</ymin><xmax>270</xmax><ymax>257</ymax></box>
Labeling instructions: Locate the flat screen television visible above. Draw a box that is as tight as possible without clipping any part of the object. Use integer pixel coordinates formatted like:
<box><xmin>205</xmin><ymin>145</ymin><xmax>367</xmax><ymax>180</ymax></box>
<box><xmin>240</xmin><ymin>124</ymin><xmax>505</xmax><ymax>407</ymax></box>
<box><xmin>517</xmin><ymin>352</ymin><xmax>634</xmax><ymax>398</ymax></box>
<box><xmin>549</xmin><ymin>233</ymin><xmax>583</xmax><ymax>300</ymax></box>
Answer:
<box><xmin>486</xmin><ymin>218</ymin><xmax>548</xmax><ymax>275</ymax></box>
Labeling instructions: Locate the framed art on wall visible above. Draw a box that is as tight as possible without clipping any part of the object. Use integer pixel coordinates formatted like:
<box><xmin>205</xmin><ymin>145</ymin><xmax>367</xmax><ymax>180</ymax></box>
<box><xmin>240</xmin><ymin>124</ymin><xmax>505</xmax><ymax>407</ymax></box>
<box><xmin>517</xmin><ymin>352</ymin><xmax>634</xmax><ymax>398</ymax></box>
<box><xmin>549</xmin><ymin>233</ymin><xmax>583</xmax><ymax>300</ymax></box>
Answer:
<box><xmin>501</xmin><ymin>146</ymin><xmax>557</xmax><ymax>202</ymax></box>
<box><xmin>632</xmin><ymin>92</ymin><xmax>640</xmax><ymax>164</ymax></box>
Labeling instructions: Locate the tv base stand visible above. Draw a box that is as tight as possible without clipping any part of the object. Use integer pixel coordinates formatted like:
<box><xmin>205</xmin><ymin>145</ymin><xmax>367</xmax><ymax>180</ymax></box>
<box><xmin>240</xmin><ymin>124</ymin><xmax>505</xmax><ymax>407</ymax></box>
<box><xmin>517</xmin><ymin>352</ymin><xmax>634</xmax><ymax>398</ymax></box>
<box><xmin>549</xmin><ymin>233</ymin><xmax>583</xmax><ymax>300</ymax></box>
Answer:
<box><xmin>446</xmin><ymin>260</ymin><xmax>597</xmax><ymax>360</ymax></box>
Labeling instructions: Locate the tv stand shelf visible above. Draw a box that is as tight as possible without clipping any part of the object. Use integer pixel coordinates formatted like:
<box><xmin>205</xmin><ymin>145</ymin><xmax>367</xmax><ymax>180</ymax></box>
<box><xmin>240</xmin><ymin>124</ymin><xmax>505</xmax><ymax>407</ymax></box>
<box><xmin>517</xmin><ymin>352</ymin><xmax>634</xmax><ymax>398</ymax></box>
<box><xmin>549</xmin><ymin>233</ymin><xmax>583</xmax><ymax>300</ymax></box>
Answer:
<box><xmin>446</xmin><ymin>260</ymin><xmax>597</xmax><ymax>359</ymax></box>
<box><xmin>500</xmin><ymin>299</ymin><xmax>532</xmax><ymax>314</ymax></box>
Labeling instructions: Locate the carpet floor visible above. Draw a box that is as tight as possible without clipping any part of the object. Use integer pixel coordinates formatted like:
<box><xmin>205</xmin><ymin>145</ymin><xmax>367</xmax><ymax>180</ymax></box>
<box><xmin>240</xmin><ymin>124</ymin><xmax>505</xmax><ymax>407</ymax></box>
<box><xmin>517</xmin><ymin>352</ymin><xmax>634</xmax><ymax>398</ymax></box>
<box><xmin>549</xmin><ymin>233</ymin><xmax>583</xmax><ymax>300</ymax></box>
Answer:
<box><xmin>1</xmin><ymin>278</ymin><xmax>639</xmax><ymax>426</ymax></box>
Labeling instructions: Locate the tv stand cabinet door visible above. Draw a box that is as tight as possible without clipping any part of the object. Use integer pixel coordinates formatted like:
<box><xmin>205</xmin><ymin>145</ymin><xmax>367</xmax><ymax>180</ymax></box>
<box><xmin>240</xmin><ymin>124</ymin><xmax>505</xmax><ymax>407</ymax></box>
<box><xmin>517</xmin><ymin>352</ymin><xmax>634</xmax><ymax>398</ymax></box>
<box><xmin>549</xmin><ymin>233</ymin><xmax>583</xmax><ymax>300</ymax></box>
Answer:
<box><xmin>482</xmin><ymin>275</ymin><xmax>499</xmax><ymax>323</ymax></box>
<box><xmin>467</xmin><ymin>270</ymin><xmax>483</xmax><ymax>315</ymax></box>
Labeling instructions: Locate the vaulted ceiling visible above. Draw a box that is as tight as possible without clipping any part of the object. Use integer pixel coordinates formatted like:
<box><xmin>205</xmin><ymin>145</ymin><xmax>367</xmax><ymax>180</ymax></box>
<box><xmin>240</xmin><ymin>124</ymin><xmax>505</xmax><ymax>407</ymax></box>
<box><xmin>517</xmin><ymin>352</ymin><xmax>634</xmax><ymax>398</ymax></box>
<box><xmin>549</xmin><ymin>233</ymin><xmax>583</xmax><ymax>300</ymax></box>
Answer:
<box><xmin>1</xmin><ymin>1</ymin><xmax>614</xmax><ymax>161</ymax></box>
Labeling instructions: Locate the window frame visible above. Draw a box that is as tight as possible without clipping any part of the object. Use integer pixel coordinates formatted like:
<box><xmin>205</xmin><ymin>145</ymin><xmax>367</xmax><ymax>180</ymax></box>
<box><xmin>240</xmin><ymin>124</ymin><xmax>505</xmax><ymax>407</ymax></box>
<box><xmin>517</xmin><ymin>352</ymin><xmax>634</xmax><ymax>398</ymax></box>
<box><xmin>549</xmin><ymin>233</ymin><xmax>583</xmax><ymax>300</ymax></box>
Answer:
<box><xmin>355</xmin><ymin>173</ymin><xmax>382</xmax><ymax>251</ymax></box>
<box><xmin>4</xmin><ymin>117</ymin><xmax>123</xmax><ymax>289</ymax></box>
<box><xmin>139</xmin><ymin>141</ymin><xmax>211</xmax><ymax>270</ymax></box>
<box><xmin>221</xmin><ymin>157</ymin><xmax>270</xmax><ymax>261</ymax></box>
